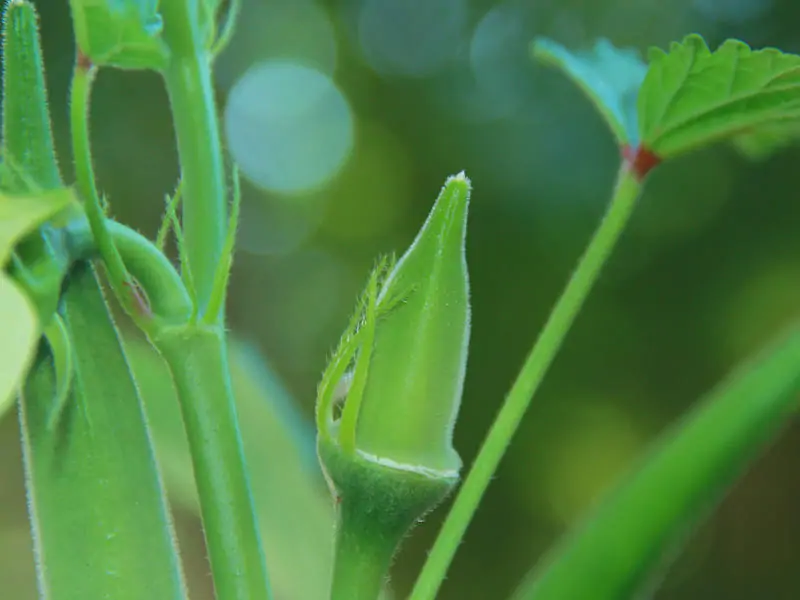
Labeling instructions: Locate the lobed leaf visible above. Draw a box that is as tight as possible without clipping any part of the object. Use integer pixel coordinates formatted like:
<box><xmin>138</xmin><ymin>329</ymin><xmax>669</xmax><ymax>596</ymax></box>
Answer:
<box><xmin>533</xmin><ymin>37</ymin><xmax>647</xmax><ymax>146</ymax></box>
<box><xmin>19</xmin><ymin>263</ymin><xmax>188</xmax><ymax>600</ymax></box>
<box><xmin>512</xmin><ymin>323</ymin><xmax>800</xmax><ymax>600</ymax></box>
<box><xmin>638</xmin><ymin>35</ymin><xmax>800</xmax><ymax>157</ymax></box>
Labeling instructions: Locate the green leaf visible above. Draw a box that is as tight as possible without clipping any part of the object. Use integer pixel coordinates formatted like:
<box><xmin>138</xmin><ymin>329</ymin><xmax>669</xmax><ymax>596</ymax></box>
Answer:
<box><xmin>125</xmin><ymin>335</ymin><xmax>336</xmax><ymax>600</ymax></box>
<box><xmin>638</xmin><ymin>34</ymin><xmax>800</xmax><ymax>158</ymax></box>
<box><xmin>532</xmin><ymin>37</ymin><xmax>647</xmax><ymax>146</ymax></box>
<box><xmin>2</xmin><ymin>0</ymin><xmax>62</xmax><ymax>192</ymax></box>
<box><xmin>0</xmin><ymin>189</ymin><xmax>75</xmax><ymax>265</ymax></box>
<box><xmin>68</xmin><ymin>0</ymin><xmax>169</xmax><ymax>70</ymax></box>
<box><xmin>511</xmin><ymin>323</ymin><xmax>800</xmax><ymax>600</ymax></box>
<box><xmin>0</xmin><ymin>273</ymin><xmax>37</xmax><ymax>417</ymax></box>
<box><xmin>19</xmin><ymin>263</ymin><xmax>188</xmax><ymax>599</ymax></box>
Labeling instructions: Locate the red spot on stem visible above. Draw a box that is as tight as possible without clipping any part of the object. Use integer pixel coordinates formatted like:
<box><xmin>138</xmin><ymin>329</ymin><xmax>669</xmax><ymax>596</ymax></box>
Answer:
<box><xmin>123</xmin><ymin>279</ymin><xmax>152</xmax><ymax>319</ymax></box>
<box><xmin>622</xmin><ymin>144</ymin><xmax>662</xmax><ymax>180</ymax></box>
<box><xmin>76</xmin><ymin>50</ymin><xmax>93</xmax><ymax>72</ymax></box>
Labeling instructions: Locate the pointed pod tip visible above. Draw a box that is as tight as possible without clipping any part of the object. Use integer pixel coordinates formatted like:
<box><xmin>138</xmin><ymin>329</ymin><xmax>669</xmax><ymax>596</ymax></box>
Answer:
<box><xmin>442</xmin><ymin>171</ymin><xmax>472</xmax><ymax>204</ymax></box>
<box><xmin>3</xmin><ymin>0</ymin><xmax>35</xmax><ymax>22</ymax></box>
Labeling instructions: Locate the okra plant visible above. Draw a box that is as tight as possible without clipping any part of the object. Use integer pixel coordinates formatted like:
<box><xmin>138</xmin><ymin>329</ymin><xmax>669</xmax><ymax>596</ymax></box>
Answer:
<box><xmin>1</xmin><ymin>0</ymin><xmax>800</xmax><ymax>598</ymax></box>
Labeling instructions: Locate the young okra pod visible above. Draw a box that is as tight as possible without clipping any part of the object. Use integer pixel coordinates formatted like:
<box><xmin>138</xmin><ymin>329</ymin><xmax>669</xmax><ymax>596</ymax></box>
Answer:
<box><xmin>317</xmin><ymin>173</ymin><xmax>472</xmax><ymax>598</ymax></box>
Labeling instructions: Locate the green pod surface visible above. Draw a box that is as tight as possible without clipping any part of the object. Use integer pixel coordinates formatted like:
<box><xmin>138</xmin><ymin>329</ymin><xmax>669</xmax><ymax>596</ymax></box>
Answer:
<box><xmin>19</xmin><ymin>263</ymin><xmax>188</xmax><ymax>600</ymax></box>
<box><xmin>68</xmin><ymin>0</ymin><xmax>168</xmax><ymax>70</ymax></box>
<box><xmin>317</xmin><ymin>173</ymin><xmax>471</xmax><ymax>599</ymax></box>
<box><xmin>1</xmin><ymin>0</ymin><xmax>79</xmax><ymax>327</ymax></box>
<box><xmin>356</xmin><ymin>173</ymin><xmax>471</xmax><ymax>472</ymax></box>
<box><xmin>1</xmin><ymin>0</ymin><xmax>62</xmax><ymax>191</ymax></box>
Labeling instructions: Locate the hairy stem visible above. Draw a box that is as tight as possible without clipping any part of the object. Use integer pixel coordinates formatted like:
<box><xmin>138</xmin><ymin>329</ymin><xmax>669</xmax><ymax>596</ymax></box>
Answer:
<box><xmin>329</xmin><ymin>502</ymin><xmax>395</xmax><ymax>600</ymax></box>
<box><xmin>409</xmin><ymin>163</ymin><xmax>643</xmax><ymax>599</ymax></box>
<box><xmin>156</xmin><ymin>3</ymin><xmax>270</xmax><ymax>599</ymax></box>
<box><xmin>160</xmin><ymin>0</ymin><xmax>227</xmax><ymax>319</ymax></box>
<box><xmin>70</xmin><ymin>58</ymin><xmax>152</xmax><ymax>327</ymax></box>
<box><xmin>155</xmin><ymin>325</ymin><xmax>272</xmax><ymax>600</ymax></box>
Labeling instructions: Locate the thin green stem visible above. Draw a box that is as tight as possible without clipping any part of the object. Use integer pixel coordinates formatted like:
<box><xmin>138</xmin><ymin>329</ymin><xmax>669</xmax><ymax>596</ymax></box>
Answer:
<box><xmin>160</xmin><ymin>0</ymin><xmax>227</xmax><ymax>319</ymax></box>
<box><xmin>156</xmin><ymin>181</ymin><xmax>183</xmax><ymax>251</ymax></box>
<box><xmin>70</xmin><ymin>59</ymin><xmax>151</xmax><ymax>328</ymax></box>
<box><xmin>210</xmin><ymin>0</ymin><xmax>242</xmax><ymax>59</ymax></box>
<box><xmin>203</xmin><ymin>166</ymin><xmax>240</xmax><ymax>326</ymax></box>
<box><xmin>409</xmin><ymin>164</ymin><xmax>644</xmax><ymax>600</ymax></box>
<box><xmin>155</xmin><ymin>325</ymin><xmax>272</xmax><ymax>600</ymax></box>
<box><xmin>65</xmin><ymin>217</ymin><xmax>192</xmax><ymax>323</ymax></box>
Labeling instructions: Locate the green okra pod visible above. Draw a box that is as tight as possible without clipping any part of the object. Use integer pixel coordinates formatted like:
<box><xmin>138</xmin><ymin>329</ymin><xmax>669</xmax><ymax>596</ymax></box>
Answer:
<box><xmin>317</xmin><ymin>173</ymin><xmax>472</xmax><ymax>599</ymax></box>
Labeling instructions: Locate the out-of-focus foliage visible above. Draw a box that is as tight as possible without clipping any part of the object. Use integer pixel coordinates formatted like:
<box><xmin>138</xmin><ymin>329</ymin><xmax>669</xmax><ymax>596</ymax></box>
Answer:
<box><xmin>3</xmin><ymin>0</ymin><xmax>800</xmax><ymax>599</ymax></box>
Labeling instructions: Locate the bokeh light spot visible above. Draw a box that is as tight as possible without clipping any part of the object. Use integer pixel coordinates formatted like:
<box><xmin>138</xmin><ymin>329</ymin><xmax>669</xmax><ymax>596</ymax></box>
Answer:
<box><xmin>225</xmin><ymin>61</ymin><xmax>354</xmax><ymax>194</ymax></box>
<box><xmin>358</xmin><ymin>0</ymin><xmax>468</xmax><ymax>78</ymax></box>
<box><xmin>468</xmin><ymin>4</ymin><xmax>531</xmax><ymax>120</ymax></box>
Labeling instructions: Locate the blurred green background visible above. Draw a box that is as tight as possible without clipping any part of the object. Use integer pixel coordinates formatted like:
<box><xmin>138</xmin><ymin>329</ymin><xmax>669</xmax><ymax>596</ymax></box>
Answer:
<box><xmin>4</xmin><ymin>0</ymin><xmax>800</xmax><ymax>598</ymax></box>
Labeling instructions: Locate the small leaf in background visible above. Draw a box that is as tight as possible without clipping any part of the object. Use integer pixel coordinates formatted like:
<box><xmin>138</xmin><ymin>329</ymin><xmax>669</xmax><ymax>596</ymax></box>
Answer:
<box><xmin>125</xmin><ymin>335</ymin><xmax>335</xmax><ymax>600</ymax></box>
<box><xmin>638</xmin><ymin>35</ymin><xmax>800</xmax><ymax>158</ymax></box>
<box><xmin>67</xmin><ymin>0</ymin><xmax>168</xmax><ymax>70</ymax></box>
<box><xmin>0</xmin><ymin>274</ymin><xmax>37</xmax><ymax>418</ymax></box>
<box><xmin>532</xmin><ymin>37</ymin><xmax>647</xmax><ymax>147</ymax></box>
<box><xmin>512</xmin><ymin>323</ymin><xmax>800</xmax><ymax>600</ymax></box>
<box><xmin>20</xmin><ymin>264</ymin><xmax>188</xmax><ymax>600</ymax></box>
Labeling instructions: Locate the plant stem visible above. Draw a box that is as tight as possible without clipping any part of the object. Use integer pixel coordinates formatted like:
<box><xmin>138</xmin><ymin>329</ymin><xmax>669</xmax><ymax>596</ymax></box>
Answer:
<box><xmin>70</xmin><ymin>59</ymin><xmax>151</xmax><ymax>327</ymax></box>
<box><xmin>409</xmin><ymin>163</ymin><xmax>643</xmax><ymax>600</ymax></box>
<box><xmin>157</xmin><ymin>4</ymin><xmax>270</xmax><ymax>599</ymax></box>
<box><xmin>155</xmin><ymin>325</ymin><xmax>272</xmax><ymax>600</ymax></box>
<box><xmin>64</xmin><ymin>217</ymin><xmax>191</xmax><ymax>322</ymax></box>
<box><xmin>160</xmin><ymin>0</ymin><xmax>227</xmax><ymax>318</ymax></box>
<box><xmin>329</xmin><ymin>502</ymin><xmax>395</xmax><ymax>600</ymax></box>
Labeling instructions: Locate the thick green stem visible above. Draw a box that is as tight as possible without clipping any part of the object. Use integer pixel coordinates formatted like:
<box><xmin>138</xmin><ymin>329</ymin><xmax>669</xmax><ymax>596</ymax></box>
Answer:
<box><xmin>156</xmin><ymin>325</ymin><xmax>271</xmax><ymax>600</ymax></box>
<box><xmin>160</xmin><ymin>0</ymin><xmax>227</xmax><ymax>318</ymax></box>
<box><xmin>409</xmin><ymin>164</ymin><xmax>643</xmax><ymax>600</ymax></box>
<box><xmin>329</xmin><ymin>504</ymin><xmax>396</xmax><ymax>600</ymax></box>
<box><xmin>156</xmin><ymin>3</ymin><xmax>270</xmax><ymax>599</ymax></box>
